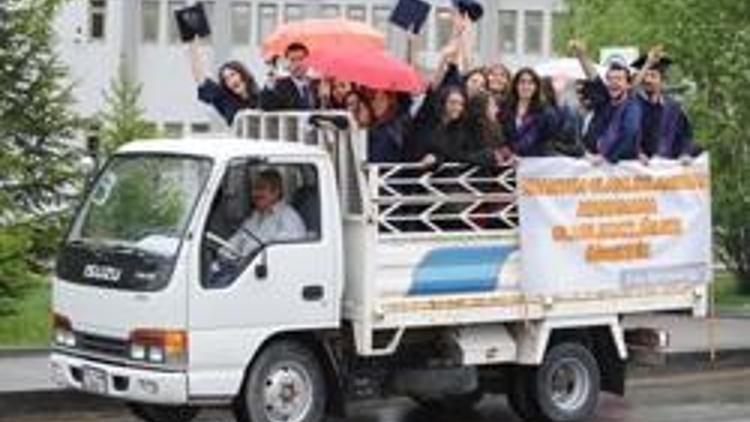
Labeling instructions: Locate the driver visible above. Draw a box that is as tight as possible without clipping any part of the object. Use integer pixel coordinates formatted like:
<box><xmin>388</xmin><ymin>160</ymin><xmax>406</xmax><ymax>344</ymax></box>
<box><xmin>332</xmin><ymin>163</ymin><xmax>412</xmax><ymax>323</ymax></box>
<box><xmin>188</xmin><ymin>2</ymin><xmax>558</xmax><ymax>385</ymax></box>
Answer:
<box><xmin>220</xmin><ymin>168</ymin><xmax>306</xmax><ymax>260</ymax></box>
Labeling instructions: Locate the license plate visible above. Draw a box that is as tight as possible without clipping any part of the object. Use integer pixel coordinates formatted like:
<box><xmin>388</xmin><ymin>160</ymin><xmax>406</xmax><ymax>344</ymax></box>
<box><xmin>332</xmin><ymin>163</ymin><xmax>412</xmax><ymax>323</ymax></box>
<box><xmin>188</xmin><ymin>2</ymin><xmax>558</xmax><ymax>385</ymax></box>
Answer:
<box><xmin>82</xmin><ymin>366</ymin><xmax>108</xmax><ymax>394</ymax></box>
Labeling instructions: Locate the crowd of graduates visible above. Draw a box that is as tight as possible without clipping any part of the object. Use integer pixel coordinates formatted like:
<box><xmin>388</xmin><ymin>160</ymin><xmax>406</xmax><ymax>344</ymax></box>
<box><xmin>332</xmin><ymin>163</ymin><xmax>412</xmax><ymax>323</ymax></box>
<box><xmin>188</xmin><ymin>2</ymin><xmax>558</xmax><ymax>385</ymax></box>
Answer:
<box><xmin>188</xmin><ymin>13</ymin><xmax>699</xmax><ymax>169</ymax></box>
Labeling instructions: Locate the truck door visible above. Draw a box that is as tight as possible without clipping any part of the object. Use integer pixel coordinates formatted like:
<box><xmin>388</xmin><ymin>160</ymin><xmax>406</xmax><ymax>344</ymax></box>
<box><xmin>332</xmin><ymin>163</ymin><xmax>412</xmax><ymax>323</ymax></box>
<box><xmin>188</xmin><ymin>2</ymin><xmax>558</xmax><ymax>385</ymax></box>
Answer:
<box><xmin>186</xmin><ymin>158</ymin><xmax>340</xmax><ymax>399</ymax></box>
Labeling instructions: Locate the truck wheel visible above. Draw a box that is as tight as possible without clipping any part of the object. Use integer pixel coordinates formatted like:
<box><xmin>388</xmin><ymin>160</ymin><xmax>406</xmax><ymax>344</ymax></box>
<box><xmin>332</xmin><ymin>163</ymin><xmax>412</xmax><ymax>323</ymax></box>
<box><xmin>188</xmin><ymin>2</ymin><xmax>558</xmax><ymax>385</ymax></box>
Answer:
<box><xmin>532</xmin><ymin>342</ymin><xmax>600</xmax><ymax>422</ymax></box>
<box><xmin>236</xmin><ymin>340</ymin><xmax>327</xmax><ymax>422</ymax></box>
<box><xmin>413</xmin><ymin>389</ymin><xmax>484</xmax><ymax>414</ymax></box>
<box><xmin>127</xmin><ymin>403</ymin><xmax>199</xmax><ymax>422</ymax></box>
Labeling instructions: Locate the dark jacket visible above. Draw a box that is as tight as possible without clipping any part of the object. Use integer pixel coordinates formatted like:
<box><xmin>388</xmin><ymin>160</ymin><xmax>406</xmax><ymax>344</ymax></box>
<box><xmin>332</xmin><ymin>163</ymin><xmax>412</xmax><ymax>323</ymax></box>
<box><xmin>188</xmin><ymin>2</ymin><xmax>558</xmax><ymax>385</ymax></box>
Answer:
<box><xmin>197</xmin><ymin>79</ymin><xmax>257</xmax><ymax>125</ymax></box>
<box><xmin>637</xmin><ymin>92</ymin><xmax>699</xmax><ymax>158</ymax></box>
<box><xmin>503</xmin><ymin>107</ymin><xmax>556</xmax><ymax>157</ymax></box>
<box><xmin>260</xmin><ymin>77</ymin><xmax>319</xmax><ymax>111</ymax></box>
<box><xmin>368</xmin><ymin>115</ymin><xmax>409</xmax><ymax>163</ymax></box>
<box><xmin>426</xmin><ymin>119</ymin><xmax>496</xmax><ymax>167</ymax></box>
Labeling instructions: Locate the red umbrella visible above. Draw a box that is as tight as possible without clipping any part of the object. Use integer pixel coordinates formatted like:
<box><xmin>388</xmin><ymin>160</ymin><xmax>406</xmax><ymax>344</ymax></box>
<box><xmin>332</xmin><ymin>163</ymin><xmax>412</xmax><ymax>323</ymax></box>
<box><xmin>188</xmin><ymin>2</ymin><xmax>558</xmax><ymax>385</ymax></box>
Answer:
<box><xmin>308</xmin><ymin>46</ymin><xmax>426</xmax><ymax>94</ymax></box>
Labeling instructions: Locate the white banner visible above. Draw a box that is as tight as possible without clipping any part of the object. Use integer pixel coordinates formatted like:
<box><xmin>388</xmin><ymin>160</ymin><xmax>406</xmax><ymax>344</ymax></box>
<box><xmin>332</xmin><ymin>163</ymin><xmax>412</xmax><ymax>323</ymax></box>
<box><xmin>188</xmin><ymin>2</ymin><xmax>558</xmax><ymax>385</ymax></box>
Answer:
<box><xmin>518</xmin><ymin>155</ymin><xmax>712</xmax><ymax>295</ymax></box>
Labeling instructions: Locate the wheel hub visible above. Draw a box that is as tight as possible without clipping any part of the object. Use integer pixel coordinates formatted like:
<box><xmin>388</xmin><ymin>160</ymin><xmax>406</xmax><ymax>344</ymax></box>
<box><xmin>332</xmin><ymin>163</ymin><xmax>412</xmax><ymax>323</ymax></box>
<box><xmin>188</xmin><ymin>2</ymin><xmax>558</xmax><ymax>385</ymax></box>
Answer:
<box><xmin>263</xmin><ymin>363</ymin><xmax>312</xmax><ymax>422</ymax></box>
<box><xmin>548</xmin><ymin>357</ymin><xmax>590</xmax><ymax>412</ymax></box>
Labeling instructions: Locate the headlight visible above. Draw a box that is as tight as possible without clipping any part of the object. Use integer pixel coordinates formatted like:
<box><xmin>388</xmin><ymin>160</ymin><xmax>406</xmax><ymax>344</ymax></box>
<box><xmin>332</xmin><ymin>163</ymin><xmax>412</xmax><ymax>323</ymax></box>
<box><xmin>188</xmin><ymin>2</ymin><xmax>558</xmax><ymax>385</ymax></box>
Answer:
<box><xmin>130</xmin><ymin>344</ymin><xmax>146</xmax><ymax>360</ymax></box>
<box><xmin>53</xmin><ymin>314</ymin><xmax>76</xmax><ymax>348</ymax></box>
<box><xmin>129</xmin><ymin>329</ymin><xmax>187</xmax><ymax>365</ymax></box>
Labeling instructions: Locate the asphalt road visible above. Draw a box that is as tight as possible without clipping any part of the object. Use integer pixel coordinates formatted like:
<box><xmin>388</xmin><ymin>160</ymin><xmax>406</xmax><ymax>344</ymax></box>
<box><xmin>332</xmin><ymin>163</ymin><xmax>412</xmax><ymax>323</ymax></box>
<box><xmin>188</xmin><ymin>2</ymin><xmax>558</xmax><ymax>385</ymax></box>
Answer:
<box><xmin>5</xmin><ymin>369</ymin><xmax>750</xmax><ymax>422</ymax></box>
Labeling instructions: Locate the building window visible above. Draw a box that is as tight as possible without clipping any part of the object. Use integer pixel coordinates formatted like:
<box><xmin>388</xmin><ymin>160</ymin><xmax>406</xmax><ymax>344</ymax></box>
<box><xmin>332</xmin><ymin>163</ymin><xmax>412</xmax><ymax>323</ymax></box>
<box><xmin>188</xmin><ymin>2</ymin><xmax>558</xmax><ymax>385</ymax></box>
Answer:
<box><xmin>524</xmin><ymin>11</ymin><xmax>544</xmax><ymax>55</ymax></box>
<box><xmin>167</xmin><ymin>1</ymin><xmax>187</xmax><ymax>44</ymax></box>
<box><xmin>371</xmin><ymin>6</ymin><xmax>392</xmax><ymax>49</ymax></box>
<box><xmin>284</xmin><ymin>4</ymin><xmax>304</xmax><ymax>23</ymax></box>
<box><xmin>231</xmin><ymin>2</ymin><xmax>252</xmax><ymax>45</ymax></box>
<box><xmin>346</xmin><ymin>5</ymin><xmax>366</xmax><ymax>22</ymax></box>
<box><xmin>498</xmin><ymin>10</ymin><xmax>517</xmax><ymax>54</ymax></box>
<box><xmin>435</xmin><ymin>8</ymin><xmax>453</xmax><ymax>49</ymax></box>
<box><xmin>89</xmin><ymin>0</ymin><xmax>106</xmax><ymax>41</ymax></box>
<box><xmin>321</xmin><ymin>4</ymin><xmax>340</xmax><ymax>19</ymax></box>
<box><xmin>551</xmin><ymin>11</ymin><xmax>566</xmax><ymax>55</ymax></box>
<box><xmin>191</xmin><ymin>122</ymin><xmax>211</xmax><ymax>134</ymax></box>
<box><xmin>258</xmin><ymin>3</ymin><xmax>279</xmax><ymax>43</ymax></box>
<box><xmin>141</xmin><ymin>0</ymin><xmax>160</xmax><ymax>43</ymax></box>
<box><xmin>163</xmin><ymin>122</ymin><xmax>184</xmax><ymax>139</ymax></box>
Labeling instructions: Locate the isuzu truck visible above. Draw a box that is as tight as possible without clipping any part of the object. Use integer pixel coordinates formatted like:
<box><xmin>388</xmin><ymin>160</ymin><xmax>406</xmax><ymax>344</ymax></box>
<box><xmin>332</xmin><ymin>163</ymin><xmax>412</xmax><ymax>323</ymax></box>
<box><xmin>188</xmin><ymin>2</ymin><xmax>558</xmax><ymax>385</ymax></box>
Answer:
<box><xmin>51</xmin><ymin>111</ymin><xmax>712</xmax><ymax>422</ymax></box>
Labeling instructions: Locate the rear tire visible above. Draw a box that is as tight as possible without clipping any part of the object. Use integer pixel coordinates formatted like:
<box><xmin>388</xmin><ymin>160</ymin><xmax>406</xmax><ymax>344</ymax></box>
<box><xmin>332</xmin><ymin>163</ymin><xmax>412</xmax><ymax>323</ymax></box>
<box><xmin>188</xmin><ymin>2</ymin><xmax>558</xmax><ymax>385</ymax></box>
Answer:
<box><xmin>507</xmin><ymin>342</ymin><xmax>600</xmax><ymax>422</ymax></box>
<box><xmin>235</xmin><ymin>340</ymin><xmax>327</xmax><ymax>422</ymax></box>
<box><xmin>127</xmin><ymin>403</ymin><xmax>199</xmax><ymax>422</ymax></box>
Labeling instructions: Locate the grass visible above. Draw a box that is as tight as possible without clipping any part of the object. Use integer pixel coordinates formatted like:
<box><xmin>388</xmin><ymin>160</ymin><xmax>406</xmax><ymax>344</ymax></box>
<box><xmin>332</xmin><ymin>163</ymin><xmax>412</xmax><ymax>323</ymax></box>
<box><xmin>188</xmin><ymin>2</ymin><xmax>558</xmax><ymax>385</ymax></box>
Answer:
<box><xmin>0</xmin><ymin>279</ymin><xmax>51</xmax><ymax>347</ymax></box>
<box><xmin>712</xmin><ymin>271</ymin><xmax>750</xmax><ymax>312</ymax></box>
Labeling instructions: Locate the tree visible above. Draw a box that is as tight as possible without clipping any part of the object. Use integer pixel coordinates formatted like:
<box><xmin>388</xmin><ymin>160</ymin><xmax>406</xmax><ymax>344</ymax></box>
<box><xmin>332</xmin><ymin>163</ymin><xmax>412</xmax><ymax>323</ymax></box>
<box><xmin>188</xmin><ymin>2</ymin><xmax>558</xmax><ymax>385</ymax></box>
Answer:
<box><xmin>97</xmin><ymin>69</ymin><xmax>159</xmax><ymax>156</ymax></box>
<box><xmin>0</xmin><ymin>0</ymin><xmax>85</xmax><ymax>314</ymax></box>
<box><xmin>559</xmin><ymin>0</ymin><xmax>750</xmax><ymax>291</ymax></box>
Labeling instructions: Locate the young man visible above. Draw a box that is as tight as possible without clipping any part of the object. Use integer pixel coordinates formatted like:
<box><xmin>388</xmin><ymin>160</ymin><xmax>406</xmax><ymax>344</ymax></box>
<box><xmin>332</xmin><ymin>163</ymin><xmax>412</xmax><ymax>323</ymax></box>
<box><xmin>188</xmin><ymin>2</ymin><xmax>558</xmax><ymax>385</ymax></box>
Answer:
<box><xmin>570</xmin><ymin>40</ymin><xmax>642</xmax><ymax>164</ymax></box>
<box><xmin>631</xmin><ymin>47</ymin><xmax>698</xmax><ymax>161</ymax></box>
<box><xmin>260</xmin><ymin>43</ymin><xmax>319</xmax><ymax>111</ymax></box>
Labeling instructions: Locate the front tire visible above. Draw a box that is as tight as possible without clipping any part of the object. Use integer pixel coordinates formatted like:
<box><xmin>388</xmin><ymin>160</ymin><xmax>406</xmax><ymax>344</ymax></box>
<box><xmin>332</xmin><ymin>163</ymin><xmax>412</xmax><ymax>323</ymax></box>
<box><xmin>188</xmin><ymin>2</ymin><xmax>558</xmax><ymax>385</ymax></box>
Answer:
<box><xmin>127</xmin><ymin>403</ymin><xmax>199</xmax><ymax>422</ymax></box>
<box><xmin>236</xmin><ymin>340</ymin><xmax>327</xmax><ymax>422</ymax></box>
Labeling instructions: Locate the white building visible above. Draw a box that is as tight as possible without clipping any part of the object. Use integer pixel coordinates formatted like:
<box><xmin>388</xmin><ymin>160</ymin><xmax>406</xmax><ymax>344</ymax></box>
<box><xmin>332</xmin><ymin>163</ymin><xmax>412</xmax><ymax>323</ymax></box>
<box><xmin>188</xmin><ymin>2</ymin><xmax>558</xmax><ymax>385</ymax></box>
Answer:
<box><xmin>53</xmin><ymin>0</ymin><xmax>565</xmax><ymax>137</ymax></box>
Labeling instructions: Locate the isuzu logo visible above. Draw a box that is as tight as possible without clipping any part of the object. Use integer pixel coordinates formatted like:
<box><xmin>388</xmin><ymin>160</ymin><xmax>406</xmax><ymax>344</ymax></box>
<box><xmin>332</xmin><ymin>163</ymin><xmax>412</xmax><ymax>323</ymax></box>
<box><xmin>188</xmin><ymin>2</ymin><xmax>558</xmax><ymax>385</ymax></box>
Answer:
<box><xmin>83</xmin><ymin>264</ymin><xmax>122</xmax><ymax>283</ymax></box>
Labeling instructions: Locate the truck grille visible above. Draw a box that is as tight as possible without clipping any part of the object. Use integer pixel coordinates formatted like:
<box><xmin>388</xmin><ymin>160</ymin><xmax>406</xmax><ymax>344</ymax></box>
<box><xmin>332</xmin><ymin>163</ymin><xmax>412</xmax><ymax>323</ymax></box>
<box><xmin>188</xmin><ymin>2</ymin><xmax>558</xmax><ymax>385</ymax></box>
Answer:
<box><xmin>76</xmin><ymin>332</ymin><xmax>129</xmax><ymax>359</ymax></box>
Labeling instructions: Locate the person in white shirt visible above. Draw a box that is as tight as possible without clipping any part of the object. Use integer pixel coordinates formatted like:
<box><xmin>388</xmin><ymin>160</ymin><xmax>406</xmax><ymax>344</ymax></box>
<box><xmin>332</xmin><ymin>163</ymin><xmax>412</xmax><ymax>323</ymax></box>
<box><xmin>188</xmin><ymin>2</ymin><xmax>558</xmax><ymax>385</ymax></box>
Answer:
<box><xmin>222</xmin><ymin>169</ymin><xmax>306</xmax><ymax>259</ymax></box>
<box><xmin>210</xmin><ymin>169</ymin><xmax>305</xmax><ymax>286</ymax></box>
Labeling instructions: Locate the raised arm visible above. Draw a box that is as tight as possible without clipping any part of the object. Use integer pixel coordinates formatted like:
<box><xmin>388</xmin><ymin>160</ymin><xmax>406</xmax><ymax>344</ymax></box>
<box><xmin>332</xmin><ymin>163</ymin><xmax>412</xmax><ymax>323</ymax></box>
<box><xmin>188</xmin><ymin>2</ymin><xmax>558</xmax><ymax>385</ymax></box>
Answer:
<box><xmin>569</xmin><ymin>39</ymin><xmax>598</xmax><ymax>81</ymax></box>
<box><xmin>189</xmin><ymin>37</ymin><xmax>208</xmax><ymax>84</ymax></box>
<box><xmin>632</xmin><ymin>44</ymin><xmax>664</xmax><ymax>87</ymax></box>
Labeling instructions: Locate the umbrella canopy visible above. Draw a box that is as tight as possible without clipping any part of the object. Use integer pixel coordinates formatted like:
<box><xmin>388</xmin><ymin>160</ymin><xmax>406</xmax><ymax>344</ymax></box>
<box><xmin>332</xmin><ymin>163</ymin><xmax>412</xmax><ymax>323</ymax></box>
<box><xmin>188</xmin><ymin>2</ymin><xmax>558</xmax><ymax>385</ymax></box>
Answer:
<box><xmin>308</xmin><ymin>46</ymin><xmax>426</xmax><ymax>93</ymax></box>
<box><xmin>262</xmin><ymin>18</ymin><xmax>385</xmax><ymax>60</ymax></box>
<box><xmin>534</xmin><ymin>57</ymin><xmax>606</xmax><ymax>80</ymax></box>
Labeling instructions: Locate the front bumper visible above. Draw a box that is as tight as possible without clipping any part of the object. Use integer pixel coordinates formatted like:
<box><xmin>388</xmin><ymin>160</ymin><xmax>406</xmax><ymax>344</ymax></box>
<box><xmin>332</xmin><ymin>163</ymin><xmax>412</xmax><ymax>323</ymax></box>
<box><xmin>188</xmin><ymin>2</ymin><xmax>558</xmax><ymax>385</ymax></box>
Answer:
<box><xmin>50</xmin><ymin>351</ymin><xmax>188</xmax><ymax>404</ymax></box>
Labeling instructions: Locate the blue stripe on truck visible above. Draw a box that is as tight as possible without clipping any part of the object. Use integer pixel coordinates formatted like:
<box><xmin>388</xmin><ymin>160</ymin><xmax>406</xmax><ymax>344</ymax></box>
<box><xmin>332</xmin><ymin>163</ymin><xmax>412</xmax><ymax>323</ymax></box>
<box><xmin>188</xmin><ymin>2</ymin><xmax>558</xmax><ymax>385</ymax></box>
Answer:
<box><xmin>409</xmin><ymin>246</ymin><xmax>516</xmax><ymax>295</ymax></box>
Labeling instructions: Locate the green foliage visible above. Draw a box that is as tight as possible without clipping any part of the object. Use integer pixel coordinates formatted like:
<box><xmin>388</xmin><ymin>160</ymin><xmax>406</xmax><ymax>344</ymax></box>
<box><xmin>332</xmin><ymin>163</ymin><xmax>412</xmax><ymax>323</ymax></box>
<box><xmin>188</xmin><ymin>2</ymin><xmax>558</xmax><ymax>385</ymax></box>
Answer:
<box><xmin>97</xmin><ymin>71</ymin><xmax>159</xmax><ymax>156</ymax></box>
<box><xmin>0</xmin><ymin>0</ymin><xmax>84</xmax><ymax>315</ymax></box>
<box><xmin>559</xmin><ymin>0</ymin><xmax>750</xmax><ymax>291</ymax></box>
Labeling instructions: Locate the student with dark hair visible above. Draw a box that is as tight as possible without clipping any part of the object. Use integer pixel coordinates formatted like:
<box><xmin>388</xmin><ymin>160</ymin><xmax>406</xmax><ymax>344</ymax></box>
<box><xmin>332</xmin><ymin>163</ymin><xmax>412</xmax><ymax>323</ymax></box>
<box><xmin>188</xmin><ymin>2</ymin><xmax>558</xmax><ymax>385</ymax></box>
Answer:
<box><xmin>570</xmin><ymin>40</ymin><xmax>642</xmax><ymax>163</ymax></box>
<box><xmin>503</xmin><ymin>67</ymin><xmax>556</xmax><ymax>157</ymax></box>
<box><xmin>189</xmin><ymin>39</ymin><xmax>260</xmax><ymax>125</ymax></box>
<box><xmin>261</xmin><ymin>42</ymin><xmax>320</xmax><ymax>111</ymax></box>
<box><xmin>631</xmin><ymin>46</ymin><xmax>699</xmax><ymax>161</ymax></box>
<box><xmin>367</xmin><ymin>89</ymin><xmax>410</xmax><ymax>162</ymax></box>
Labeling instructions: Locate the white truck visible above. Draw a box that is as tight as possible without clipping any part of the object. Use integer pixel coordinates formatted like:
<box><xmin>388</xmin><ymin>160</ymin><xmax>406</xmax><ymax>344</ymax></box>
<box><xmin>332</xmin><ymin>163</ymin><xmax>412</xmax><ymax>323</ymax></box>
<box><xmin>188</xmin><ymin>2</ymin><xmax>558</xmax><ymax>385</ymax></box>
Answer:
<box><xmin>50</xmin><ymin>111</ymin><xmax>711</xmax><ymax>422</ymax></box>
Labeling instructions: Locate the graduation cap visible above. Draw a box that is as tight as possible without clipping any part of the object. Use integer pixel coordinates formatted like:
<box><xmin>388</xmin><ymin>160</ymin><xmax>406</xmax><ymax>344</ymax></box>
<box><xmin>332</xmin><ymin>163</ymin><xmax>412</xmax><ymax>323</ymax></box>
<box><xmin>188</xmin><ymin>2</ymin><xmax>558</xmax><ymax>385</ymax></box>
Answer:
<box><xmin>174</xmin><ymin>2</ymin><xmax>211</xmax><ymax>42</ymax></box>
<box><xmin>631</xmin><ymin>54</ymin><xmax>674</xmax><ymax>74</ymax></box>
<box><xmin>452</xmin><ymin>0</ymin><xmax>484</xmax><ymax>22</ymax></box>
<box><xmin>390</xmin><ymin>0</ymin><xmax>432</xmax><ymax>35</ymax></box>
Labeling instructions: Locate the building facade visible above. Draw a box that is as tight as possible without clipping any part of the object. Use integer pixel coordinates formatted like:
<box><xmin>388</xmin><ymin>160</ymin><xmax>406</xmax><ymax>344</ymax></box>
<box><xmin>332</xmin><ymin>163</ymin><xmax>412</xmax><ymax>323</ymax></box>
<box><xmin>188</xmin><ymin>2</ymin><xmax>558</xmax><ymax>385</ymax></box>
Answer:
<box><xmin>53</xmin><ymin>0</ymin><xmax>565</xmax><ymax>137</ymax></box>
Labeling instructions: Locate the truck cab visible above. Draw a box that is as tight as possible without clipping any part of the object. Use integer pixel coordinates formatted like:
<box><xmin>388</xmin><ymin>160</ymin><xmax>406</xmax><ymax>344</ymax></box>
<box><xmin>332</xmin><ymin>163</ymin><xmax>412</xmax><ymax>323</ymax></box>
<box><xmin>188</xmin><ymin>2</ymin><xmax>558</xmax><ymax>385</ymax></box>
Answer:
<box><xmin>51</xmin><ymin>111</ymin><xmax>711</xmax><ymax>422</ymax></box>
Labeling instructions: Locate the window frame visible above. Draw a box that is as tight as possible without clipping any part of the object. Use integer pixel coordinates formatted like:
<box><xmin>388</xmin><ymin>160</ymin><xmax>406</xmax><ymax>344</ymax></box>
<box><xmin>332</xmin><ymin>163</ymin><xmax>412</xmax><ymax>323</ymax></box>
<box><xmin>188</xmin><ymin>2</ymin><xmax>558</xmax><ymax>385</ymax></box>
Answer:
<box><xmin>498</xmin><ymin>9</ymin><xmax>518</xmax><ymax>55</ymax></box>
<box><xmin>230</xmin><ymin>1</ymin><xmax>252</xmax><ymax>45</ymax></box>
<box><xmin>523</xmin><ymin>10</ymin><xmax>544</xmax><ymax>55</ymax></box>
<box><xmin>199</xmin><ymin>160</ymin><xmax>323</xmax><ymax>289</ymax></box>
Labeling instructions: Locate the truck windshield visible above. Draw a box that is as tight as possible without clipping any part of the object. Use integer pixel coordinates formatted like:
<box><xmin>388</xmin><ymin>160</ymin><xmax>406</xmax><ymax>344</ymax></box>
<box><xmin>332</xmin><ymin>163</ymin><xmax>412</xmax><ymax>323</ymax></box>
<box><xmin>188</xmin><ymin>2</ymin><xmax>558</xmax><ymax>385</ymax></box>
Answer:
<box><xmin>58</xmin><ymin>154</ymin><xmax>212</xmax><ymax>291</ymax></box>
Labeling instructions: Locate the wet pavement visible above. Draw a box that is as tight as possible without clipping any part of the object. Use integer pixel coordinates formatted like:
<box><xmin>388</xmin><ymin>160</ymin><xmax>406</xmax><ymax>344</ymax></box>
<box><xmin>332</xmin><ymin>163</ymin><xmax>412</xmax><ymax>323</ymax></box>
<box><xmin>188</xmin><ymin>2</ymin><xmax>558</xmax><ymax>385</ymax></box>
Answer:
<box><xmin>4</xmin><ymin>369</ymin><xmax>750</xmax><ymax>422</ymax></box>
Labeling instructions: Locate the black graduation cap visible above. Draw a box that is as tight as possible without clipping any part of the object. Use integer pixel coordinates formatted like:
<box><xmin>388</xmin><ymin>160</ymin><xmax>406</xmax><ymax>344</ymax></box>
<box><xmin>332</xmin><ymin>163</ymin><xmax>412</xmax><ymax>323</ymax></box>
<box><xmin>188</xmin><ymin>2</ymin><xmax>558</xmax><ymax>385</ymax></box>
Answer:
<box><xmin>389</xmin><ymin>0</ymin><xmax>432</xmax><ymax>35</ymax></box>
<box><xmin>174</xmin><ymin>2</ymin><xmax>211</xmax><ymax>42</ymax></box>
<box><xmin>452</xmin><ymin>0</ymin><xmax>484</xmax><ymax>22</ymax></box>
<box><xmin>631</xmin><ymin>54</ymin><xmax>674</xmax><ymax>73</ymax></box>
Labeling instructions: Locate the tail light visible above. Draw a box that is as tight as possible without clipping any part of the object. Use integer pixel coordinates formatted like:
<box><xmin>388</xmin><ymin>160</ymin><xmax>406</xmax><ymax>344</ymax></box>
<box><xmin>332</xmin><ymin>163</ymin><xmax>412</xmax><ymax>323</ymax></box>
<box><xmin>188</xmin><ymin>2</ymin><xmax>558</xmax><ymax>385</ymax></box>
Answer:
<box><xmin>129</xmin><ymin>329</ymin><xmax>188</xmax><ymax>365</ymax></box>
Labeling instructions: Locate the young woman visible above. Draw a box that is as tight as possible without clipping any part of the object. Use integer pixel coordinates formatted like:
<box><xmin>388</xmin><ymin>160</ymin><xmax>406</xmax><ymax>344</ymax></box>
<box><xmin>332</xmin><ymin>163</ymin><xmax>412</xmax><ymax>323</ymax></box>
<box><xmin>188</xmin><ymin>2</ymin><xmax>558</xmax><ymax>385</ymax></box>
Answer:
<box><xmin>503</xmin><ymin>67</ymin><xmax>556</xmax><ymax>157</ymax></box>
<box><xmin>189</xmin><ymin>39</ymin><xmax>259</xmax><ymax>125</ymax></box>
<box><xmin>464</xmin><ymin>67</ymin><xmax>489</xmax><ymax>98</ymax></box>
<box><xmin>367</xmin><ymin>89</ymin><xmax>409</xmax><ymax>163</ymax></box>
